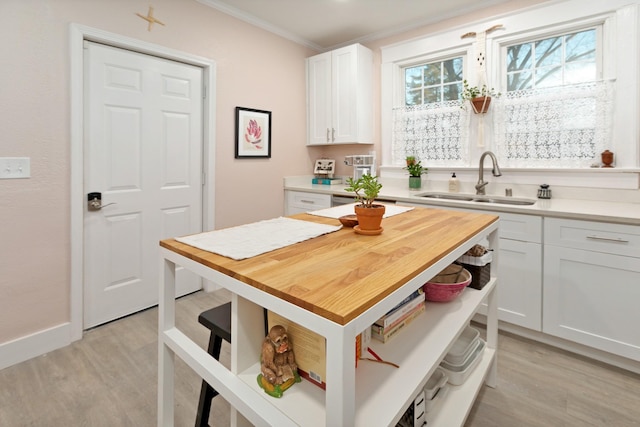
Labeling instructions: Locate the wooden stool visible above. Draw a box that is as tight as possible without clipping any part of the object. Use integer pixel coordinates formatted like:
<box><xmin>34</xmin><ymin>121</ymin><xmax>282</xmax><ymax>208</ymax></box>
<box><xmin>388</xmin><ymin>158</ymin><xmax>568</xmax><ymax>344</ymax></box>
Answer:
<box><xmin>195</xmin><ymin>302</ymin><xmax>232</xmax><ymax>427</ymax></box>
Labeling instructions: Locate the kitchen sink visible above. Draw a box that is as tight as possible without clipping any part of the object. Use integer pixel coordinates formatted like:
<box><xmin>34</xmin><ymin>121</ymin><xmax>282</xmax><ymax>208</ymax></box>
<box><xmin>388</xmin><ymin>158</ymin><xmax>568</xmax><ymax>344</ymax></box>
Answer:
<box><xmin>473</xmin><ymin>197</ymin><xmax>536</xmax><ymax>206</ymax></box>
<box><xmin>417</xmin><ymin>193</ymin><xmax>474</xmax><ymax>201</ymax></box>
<box><xmin>415</xmin><ymin>192</ymin><xmax>536</xmax><ymax>206</ymax></box>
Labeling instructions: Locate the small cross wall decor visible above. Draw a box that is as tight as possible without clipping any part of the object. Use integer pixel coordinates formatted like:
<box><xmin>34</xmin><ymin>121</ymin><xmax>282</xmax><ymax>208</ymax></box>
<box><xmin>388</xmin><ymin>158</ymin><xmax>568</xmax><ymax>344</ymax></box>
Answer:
<box><xmin>136</xmin><ymin>6</ymin><xmax>165</xmax><ymax>31</ymax></box>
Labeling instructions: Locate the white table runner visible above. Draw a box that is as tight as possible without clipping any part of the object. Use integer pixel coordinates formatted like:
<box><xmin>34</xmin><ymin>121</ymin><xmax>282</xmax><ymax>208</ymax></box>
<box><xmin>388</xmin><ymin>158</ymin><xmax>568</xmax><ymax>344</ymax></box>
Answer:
<box><xmin>307</xmin><ymin>203</ymin><xmax>414</xmax><ymax>219</ymax></box>
<box><xmin>175</xmin><ymin>217</ymin><xmax>342</xmax><ymax>261</ymax></box>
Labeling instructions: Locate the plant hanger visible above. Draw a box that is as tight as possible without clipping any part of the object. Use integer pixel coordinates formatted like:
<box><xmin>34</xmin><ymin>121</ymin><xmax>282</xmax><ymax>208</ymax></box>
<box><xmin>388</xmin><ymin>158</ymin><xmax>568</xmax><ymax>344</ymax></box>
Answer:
<box><xmin>461</xmin><ymin>25</ymin><xmax>504</xmax><ymax>148</ymax></box>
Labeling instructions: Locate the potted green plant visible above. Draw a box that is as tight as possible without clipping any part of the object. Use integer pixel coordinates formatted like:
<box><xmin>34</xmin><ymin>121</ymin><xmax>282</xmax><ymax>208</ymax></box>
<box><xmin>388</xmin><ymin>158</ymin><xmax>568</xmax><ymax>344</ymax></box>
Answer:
<box><xmin>461</xmin><ymin>80</ymin><xmax>501</xmax><ymax>114</ymax></box>
<box><xmin>404</xmin><ymin>157</ymin><xmax>428</xmax><ymax>190</ymax></box>
<box><xmin>344</xmin><ymin>174</ymin><xmax>385</xmax><ymax>234</ymax></box>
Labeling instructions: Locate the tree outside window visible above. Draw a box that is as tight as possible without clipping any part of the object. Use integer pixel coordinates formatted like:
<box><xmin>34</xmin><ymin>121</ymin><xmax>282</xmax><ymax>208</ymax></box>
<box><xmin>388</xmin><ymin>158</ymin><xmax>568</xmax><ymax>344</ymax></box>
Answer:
<box><xmin>506</xmin><ymin>29</ymin><xmax>597</xmax><ymax>91</ymax></box>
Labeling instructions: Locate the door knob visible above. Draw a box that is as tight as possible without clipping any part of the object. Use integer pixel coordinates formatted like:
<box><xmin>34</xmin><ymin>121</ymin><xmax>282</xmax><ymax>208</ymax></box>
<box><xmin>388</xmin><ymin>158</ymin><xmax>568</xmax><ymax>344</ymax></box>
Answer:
<box><xmin>87</xmin><ymin>192</ymin><xmax>116</xmax><ymax>211</ymax></box>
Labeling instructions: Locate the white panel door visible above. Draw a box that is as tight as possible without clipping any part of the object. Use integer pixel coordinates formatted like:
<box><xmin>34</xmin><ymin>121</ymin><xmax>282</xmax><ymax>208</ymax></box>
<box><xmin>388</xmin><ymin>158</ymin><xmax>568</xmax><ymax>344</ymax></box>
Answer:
<box><xmin>83</xmin><ymin>42</ymin><xmax>203</xmax><ymax>328</ymax></box>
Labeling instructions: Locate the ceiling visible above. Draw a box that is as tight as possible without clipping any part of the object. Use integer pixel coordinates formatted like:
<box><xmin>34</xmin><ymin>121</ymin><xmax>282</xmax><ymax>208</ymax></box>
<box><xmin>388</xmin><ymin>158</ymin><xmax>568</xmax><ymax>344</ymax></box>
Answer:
<box><xmin>197</xmin><ymin>0</ymin><xmax>512</xmax><ymax>51</ymax></box>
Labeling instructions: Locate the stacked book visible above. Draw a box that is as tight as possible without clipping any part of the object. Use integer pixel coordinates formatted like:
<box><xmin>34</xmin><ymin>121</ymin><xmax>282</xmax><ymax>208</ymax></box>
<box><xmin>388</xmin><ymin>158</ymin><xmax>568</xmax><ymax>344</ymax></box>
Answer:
<box><xmin>372</xmin><ymin>289</ymin><xmax>426</xmax><ymax>343</ymax></box>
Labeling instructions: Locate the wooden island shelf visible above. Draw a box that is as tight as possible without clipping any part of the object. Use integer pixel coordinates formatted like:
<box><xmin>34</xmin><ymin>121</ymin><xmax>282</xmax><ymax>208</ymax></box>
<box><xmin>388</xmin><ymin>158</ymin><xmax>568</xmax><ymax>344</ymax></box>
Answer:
<box><xmin>158</xmin><ymin>206</ymin><xmax>499</xmax><ymax>426</ymax></box>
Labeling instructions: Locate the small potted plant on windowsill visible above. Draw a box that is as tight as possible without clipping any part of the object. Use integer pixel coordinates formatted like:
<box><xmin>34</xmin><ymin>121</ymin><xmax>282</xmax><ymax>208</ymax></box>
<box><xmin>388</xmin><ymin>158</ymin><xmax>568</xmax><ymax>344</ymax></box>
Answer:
<box><xmin>461</xmin><ymin>80</ymin><xmax>501</xmax><ymax>114</ymax></box>
<box><xmin>404</xmin><ymin>157</ymin><xmax>428</xmax><ymax>190</ymax></box>
<box><xmin>344</xmin><ymin>174</ymin><xmax>385</xmax><ymax>235</ymax></box>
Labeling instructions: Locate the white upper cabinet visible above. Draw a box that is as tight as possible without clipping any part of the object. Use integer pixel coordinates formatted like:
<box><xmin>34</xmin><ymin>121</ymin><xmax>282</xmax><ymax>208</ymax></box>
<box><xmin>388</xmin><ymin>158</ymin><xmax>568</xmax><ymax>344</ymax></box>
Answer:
<box><xmin>306</xmin><ymin>43</ymin><xmax>373</xmax><ymax>145</ymax></box>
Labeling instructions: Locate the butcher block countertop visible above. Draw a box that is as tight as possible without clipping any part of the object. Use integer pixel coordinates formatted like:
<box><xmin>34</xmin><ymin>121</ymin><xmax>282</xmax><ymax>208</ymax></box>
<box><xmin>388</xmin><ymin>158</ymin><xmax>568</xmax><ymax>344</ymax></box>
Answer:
<box><xmin>160</xmin><ymin>207</ymin><xmax>498</xmax><ymax>325</ymax></box>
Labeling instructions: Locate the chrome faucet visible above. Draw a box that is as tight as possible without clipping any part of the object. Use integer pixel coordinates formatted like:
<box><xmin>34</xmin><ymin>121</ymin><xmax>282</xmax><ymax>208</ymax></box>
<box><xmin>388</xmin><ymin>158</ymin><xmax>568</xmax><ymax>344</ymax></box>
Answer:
<box><xmin>475</xmin><ymin>151</ymin><xmax>502</xmax><ymax>195</ymax></box>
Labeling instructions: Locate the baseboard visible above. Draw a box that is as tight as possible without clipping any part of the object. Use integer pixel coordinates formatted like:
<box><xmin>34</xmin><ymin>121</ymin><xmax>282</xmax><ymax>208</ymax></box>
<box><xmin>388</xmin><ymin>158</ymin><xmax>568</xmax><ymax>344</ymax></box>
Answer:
<box><xmin>0</xmin><ymin>323</ymin><xmax>71</xmax><ymax>370</ymax></box>
<box><xmin>473</xmin><ymin>314</ymin><xmax>640</xmax><ymax>375</ymax></box>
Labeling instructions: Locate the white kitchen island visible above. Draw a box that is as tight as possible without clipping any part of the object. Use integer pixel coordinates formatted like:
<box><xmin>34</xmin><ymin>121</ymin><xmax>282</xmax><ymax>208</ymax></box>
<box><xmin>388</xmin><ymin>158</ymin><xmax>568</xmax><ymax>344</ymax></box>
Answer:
<box><xmin>158</xmin><ymin>207</ymin><xmax>499</xmax><ymax>426</ymax></box>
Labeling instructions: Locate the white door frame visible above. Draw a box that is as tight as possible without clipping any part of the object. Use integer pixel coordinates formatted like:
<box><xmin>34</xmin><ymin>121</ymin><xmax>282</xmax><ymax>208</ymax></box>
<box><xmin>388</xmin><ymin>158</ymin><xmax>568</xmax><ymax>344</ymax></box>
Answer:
<box><xmin>69</xmin><ymin>23</ymin><xmax>217</xmax><ymax>341</ymax></box>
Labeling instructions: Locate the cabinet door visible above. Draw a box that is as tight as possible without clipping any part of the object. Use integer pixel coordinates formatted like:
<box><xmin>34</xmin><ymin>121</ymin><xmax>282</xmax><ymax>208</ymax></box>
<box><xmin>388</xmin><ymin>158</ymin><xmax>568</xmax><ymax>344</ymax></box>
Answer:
<box><xmin>306</xmin><ymin>44</ymin><xmax>372</xmax><ymax>145</ymax></box>
<box><xmin>543</xmin><ymin>245</ymin><xmax>640</xmax><ymax>361</ymax></box>
<box><xmin>498</xmin><ymin>239</ymin><xmax>542</xmax><ymax>330</ymax></box>
<box><xmin>307</xmin><ymin>52</ymin><xmax>331</xmax><ymax>145</ymax></box>
<box><xmin>332</xmin><ymin>44</ymin><xmax>373</xmax><ymax>144</ymax></box>
<box><xmin>331</xmin><ymin>46</ymin><xmax>359</xmax><ymax>144</ymax></box>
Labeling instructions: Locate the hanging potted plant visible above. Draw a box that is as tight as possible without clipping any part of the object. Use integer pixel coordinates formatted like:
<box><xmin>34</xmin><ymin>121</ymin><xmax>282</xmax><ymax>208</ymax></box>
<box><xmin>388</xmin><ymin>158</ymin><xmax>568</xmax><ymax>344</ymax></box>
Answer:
<box><xmin>344</xmin><ymin>174</ymin><xmax>385</xmax><ymax>235</ymax></box>
<box><xmin>404</xmin><ymin>157</ymin><xmax>428</xmax><ymax>190</ymax></box>
<box><xmin>461</xmin><ymin>80</ymin><xmax>501</xmax><ymax>114</ymax></box>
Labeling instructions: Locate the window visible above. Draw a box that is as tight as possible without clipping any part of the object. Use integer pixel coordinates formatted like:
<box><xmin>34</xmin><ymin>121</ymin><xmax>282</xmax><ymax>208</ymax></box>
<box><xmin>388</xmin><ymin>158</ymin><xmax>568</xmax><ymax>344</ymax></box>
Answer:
<box><xmin>405</xmin><ymin>57</ymin><xmax>463</xmax><ymax>105</ymax></box>
<box><xmin>392</xmin><ymin>56</ymin><xmax>469</xmax><ymax>165</ymax></box>
<box><xmin>506</xmin><ymin>29</ymin><xmax>597</xmax><ymax>91</ymax></box>
<box><xmin>495</xmin><ymin>27</ymin><xmax>612</xmax><ymax>168</ymax></box>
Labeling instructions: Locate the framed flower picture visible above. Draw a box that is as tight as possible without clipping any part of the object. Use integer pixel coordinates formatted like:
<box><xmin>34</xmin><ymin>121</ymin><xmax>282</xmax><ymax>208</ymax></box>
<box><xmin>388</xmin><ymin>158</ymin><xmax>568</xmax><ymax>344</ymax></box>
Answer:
<box><xmin>235</xmin><ymin>107</ymin><xmax>272</xmax><ymax>158</ymax></box>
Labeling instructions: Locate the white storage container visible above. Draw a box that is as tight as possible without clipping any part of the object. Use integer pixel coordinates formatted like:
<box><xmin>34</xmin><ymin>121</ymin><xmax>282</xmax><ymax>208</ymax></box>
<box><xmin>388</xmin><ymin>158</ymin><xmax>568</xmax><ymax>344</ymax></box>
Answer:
<box><xmin>443</xmin><ymin>326</ymin><xmax>480</xmax><ymax>365</ymax></box>
<box><xmin>440</xmin><ymin>338</ymin><xmax>481</xmax><ymax>372</ymax></box>
<box><xmin>423</xmin><ymin>368</ymin><xmax>447</xmax><ymax>400</ymax></box>
<box><xmin>425</xmin><ymin>384</ymin><xmax>449</xmax><ymax>413</ymax></box>
<box><xmin>440</xmin><ymin>339</ymin><xmax>485</xmax><ymax>385</ymax></box>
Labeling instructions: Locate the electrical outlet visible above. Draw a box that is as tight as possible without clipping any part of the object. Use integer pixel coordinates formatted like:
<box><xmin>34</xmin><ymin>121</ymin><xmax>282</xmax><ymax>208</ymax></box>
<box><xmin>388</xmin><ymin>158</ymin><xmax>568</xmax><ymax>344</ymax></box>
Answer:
<box><xmin>0</xmin><ymin>157</ymin><xmax>31</xmax><ymax>179</ymax></box>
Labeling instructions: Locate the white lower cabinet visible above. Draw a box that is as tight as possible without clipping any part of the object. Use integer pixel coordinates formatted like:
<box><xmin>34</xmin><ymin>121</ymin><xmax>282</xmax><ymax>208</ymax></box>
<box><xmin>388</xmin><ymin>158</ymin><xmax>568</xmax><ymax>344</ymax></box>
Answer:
<box><xmin>285</xmin><ymin>190</ymin><xmax>331</xmax><ymax>215</ymax></box>
<box><xmin>543</xmin><ymin>218</ymin><xmax>640</xmax><ymax>361</ymax></box>
<box><xmin>498</xmin><ymin>238</ymin><xmax>542</xmax><ymax>330</ymax></box>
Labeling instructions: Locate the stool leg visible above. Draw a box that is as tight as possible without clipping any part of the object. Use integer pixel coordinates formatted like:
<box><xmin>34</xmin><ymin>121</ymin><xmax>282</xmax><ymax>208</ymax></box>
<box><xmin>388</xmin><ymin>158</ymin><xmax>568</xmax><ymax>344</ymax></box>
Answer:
<box><xmin>195</xmin><ymin>335</ymin><xmax>223</xmax><ymax>427</ymax></box>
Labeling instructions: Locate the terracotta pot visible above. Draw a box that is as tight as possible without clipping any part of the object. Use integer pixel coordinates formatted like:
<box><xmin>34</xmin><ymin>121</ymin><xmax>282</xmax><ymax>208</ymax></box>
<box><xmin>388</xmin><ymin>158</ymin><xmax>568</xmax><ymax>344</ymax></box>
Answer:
<box><xmin>354</xmin><ymin>204</ymin><xmax>386</xmax><ymax>232</ymax></box>
<box><xmin>470</xmin><ymin>96</ymin><xmax>491</xmax><ymax>114</ymax></box>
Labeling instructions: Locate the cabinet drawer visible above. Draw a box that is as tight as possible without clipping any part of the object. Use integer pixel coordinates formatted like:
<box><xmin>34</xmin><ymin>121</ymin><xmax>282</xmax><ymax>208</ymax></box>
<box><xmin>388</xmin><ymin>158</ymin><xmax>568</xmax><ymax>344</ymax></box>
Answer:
<box><xmin>398</xmin><ymin>203</ymin><xmax>541</xmax><ymax>243</ymax></box>
<box><xmin>286</xmin><ymin>191</ymin><xmax>331</xmax><ymax>214</ymax></box>
<box><xmin>545</xmin><ymin>218</ymin><xmax>640</xmax><ymax>258</ymax></box>
<box><xmin>496</xmin><ymin>212</ymin><xmax>542</xmax><ymax>243</ymax></box>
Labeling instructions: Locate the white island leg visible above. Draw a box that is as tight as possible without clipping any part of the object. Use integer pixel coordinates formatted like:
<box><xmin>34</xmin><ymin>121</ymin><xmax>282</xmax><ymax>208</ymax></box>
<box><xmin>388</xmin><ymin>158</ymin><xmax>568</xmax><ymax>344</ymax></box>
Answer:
<box><xmin>158</xmin><ymin>258</ymin><xmax>176</xmax><ymax>426</ymax></box>
<box><xmin>485</xmin><ymin>227</ymin><xmax>499</xmax><ymax>388</ymax></box>
<box><xmin>324</xmin><ymin>324</ymin><xmax>356</xmax><ymax>426</ymax></box>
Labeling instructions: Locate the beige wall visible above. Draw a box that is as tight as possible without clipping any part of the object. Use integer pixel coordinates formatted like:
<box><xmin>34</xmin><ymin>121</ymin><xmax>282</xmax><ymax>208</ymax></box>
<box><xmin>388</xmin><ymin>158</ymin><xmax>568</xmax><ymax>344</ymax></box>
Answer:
<box><xmin>0</xmin><ymin>0</ymin><xmax>547</xmax><ymax>356</ymax></box>
<box><xmin>0</xmin><ymin>0</ymin><xmax>315</xmax><ymax>344</ymax></box>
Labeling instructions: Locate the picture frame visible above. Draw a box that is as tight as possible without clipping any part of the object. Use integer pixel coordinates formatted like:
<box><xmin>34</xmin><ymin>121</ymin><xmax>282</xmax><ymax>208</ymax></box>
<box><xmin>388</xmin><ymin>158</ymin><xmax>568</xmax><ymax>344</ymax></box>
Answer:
<box><xmin>235</xmin><ymin>107</ymin><xmax>272</xmax><ymax>158</ymax></box>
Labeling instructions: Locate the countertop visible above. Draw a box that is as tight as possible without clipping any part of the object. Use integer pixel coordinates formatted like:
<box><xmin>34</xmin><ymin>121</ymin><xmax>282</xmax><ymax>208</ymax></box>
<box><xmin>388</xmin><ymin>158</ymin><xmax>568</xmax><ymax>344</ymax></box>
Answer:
<box><xmin>160</xmin><ymin>208</ymin><xmax>498</xmax><ymax>325</ymax></box>
<box><xmin>284</xmin><ymin>176</ymin><xmax>640</xmax><ymax>226</ymax></box>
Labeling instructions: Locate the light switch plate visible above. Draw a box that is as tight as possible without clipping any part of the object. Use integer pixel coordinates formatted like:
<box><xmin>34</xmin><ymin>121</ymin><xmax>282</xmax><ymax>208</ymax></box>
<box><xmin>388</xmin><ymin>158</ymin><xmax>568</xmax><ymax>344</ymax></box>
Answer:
<box><xmin>0</xmin><ymin>157</ymin><xmax>31</xmax><ymax>179</ymax></box>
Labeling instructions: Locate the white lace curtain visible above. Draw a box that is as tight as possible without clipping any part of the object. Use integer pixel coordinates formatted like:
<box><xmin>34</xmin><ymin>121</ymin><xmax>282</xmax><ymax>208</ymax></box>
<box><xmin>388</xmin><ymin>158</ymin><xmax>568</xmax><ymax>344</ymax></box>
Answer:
<box><xmin>494</xmin><ymin>81</ymin><xmax>614</xmax><ymax>168</ymax></box>
<box><xmin>391</xmin><ymin>101</ymin><xmax>469</xmax><ymax>166</ymax></box>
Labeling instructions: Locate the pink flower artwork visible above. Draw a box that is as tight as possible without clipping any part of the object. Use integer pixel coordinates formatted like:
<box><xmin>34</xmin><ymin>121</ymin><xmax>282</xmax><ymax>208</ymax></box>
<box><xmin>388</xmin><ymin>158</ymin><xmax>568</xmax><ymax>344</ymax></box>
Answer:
<box><xmin>244</xmin><ymin>119</ymin><xmax>263</xmax><ymax>149</ymax></box>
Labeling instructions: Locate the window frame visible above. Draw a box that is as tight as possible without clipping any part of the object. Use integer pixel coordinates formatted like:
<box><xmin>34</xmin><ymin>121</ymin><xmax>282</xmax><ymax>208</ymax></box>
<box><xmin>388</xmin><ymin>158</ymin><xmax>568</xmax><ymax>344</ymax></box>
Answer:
<box><xmin>403</xmin><ymin>55</ymin><xmax>466</xmax><ymax>106</ymax></box>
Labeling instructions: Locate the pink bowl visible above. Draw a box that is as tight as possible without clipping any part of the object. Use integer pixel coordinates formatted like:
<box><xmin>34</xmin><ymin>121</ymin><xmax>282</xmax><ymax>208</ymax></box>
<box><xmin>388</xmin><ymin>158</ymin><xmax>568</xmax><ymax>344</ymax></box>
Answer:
<box><xmin>424</xmin><ymin>265</ymin><xmax>472</xmax><ymax>302</ymax></box>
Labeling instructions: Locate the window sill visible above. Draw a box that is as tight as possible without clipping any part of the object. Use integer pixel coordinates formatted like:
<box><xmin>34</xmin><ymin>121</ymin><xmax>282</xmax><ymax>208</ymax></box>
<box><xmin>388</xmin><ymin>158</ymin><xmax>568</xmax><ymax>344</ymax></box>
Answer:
<box><xmin>379</xmin><ymin>166</ymin><xmax>640</xmax><ymax>190</ymax></box>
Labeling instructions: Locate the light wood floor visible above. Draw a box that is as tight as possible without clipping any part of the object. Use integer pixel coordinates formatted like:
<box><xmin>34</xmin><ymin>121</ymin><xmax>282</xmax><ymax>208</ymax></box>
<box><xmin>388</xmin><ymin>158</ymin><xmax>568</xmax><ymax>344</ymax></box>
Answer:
<box><xmin>1</xmin><ymin>290</ymin><xmax>638</xmax><ymax>427</ymax></box>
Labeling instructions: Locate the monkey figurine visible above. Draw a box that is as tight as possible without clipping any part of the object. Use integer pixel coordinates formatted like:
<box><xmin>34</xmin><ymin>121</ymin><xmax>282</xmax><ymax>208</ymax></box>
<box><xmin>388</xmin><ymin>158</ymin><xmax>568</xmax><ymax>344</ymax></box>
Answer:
<box><xmin>258</xmin><ymin>324</ymin><xmax>300</xmax><ymax>397</ymax></box>
<box><xmin>261</xmin><ymin>325</ymin><xmax>297</xmax><ymax>384</ymax></box>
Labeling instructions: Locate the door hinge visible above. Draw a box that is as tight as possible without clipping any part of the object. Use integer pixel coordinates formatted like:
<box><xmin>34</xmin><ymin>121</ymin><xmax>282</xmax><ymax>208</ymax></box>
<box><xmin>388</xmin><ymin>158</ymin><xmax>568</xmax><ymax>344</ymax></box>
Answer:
<box><xmin>202</xmin><ymin>84</ymin><xmax>207</xmax><ymax>99</ymax></box>
<box><xmin>202</xmin><ymin>172</ymin><xmax>206</xmax><ymax>185</ymax></box>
